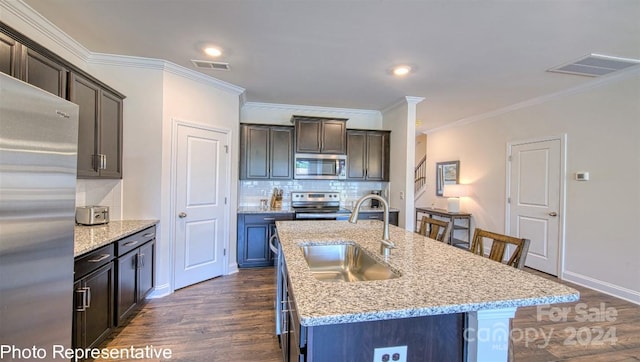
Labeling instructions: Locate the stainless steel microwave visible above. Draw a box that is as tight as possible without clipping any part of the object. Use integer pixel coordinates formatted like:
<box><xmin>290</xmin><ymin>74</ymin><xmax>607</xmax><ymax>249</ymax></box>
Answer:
<box><xmin>294</xmin><ymin>153</ymin><xmax>347</xmax><ymax>180</ymax></box>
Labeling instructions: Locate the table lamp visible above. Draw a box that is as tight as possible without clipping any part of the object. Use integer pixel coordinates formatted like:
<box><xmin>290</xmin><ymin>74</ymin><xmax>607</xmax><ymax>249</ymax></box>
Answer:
<box><xmin>443</xmin><ymin>184</ymin><xmax>468</xmax><ymax>213</ymax></box>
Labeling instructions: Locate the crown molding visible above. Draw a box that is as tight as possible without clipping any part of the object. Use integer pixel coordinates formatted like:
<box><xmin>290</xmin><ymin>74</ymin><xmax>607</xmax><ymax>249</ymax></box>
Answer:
<box><xmin>380</xmin><ymin>96</ymin><xmax>425</xmax><ymax>114</ymax></box>
<box><xmin>426</xmin><ymin>66</ymin><xmax>640</xmax><ymax>134</ymax></box>
<box><xmin>89</xmin><ymin>53</ymin><xmax>245</xmax><ymax>96</ymax></box>
<box><xmin>1</xmin><ymin>0</ymin><xmax>90</xmax><ymax>63</ymax></box>
<box><xmin>242</xmin><ymin>102</ymin><xmax>381</xmax><ymax>118</ymax></box>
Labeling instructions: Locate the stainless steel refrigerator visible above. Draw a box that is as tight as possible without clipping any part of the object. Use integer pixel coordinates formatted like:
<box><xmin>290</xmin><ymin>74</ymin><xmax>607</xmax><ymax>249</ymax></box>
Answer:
<box><xmin>0</xmin><ymin>73</ymin><xmax>79</xmax><ymax>355</ymax></box>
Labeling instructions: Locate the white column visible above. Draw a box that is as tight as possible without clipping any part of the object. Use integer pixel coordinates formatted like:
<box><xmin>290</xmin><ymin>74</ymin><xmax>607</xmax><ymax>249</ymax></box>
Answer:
<box><xmin>466</xmin><ymin>307</ymin><xmax>517</xmax><ymax>362</ymax></box>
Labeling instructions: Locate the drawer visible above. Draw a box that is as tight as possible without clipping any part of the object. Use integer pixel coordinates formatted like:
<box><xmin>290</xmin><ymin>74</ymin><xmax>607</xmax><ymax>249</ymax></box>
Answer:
<box><xmin>74</xmin><ymin>244</ymin><xmax>114</xmax><ymax>280</ymax></box>
<box><xmin>358</xmin><ymin>212</ymin><xmax>383</xmax><ymax>221</ymax></box>
<box><xmin>243</xmin><ymin>213</ymin><xmax>294</xmax><ymax>224</ymax></box>
<box><xmin>116</xmin><ymin>226</ymin><xmax>156</xmax><ymax>256</ymax></box>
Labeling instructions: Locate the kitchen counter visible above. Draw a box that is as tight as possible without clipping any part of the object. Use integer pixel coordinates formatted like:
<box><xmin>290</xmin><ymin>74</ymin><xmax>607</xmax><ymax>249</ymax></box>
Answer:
<box><xmin>275</xmin><ymin>220</ymin><xmax>579</xmax><ymax>327</ymax></box>
<box><xmin>237</xmin><ymin>206</ymin><xmax>400</xmax><ymax>214</ymax></box>
<box><xmin>237</xmin><ymin>206</ymin><xmax>294</xmax><ymax>214</ymax></box>
<box><xmin>74</xmin><ymin>220</ymin><xmax>158</xmax><ymax>257</ymax></box>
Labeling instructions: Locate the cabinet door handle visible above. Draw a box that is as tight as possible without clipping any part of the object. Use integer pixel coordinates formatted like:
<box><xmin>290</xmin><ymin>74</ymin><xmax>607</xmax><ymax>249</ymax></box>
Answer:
<box><xmin>138</xmin><ymin>253</ymin><xmax>145</xmax><ymax>269</ymax></box>
<box><xmin>85</xmin><ymin>287</ymin><xmax>91</xmax><ymax>309</ymax></box>
<box><xmin>75</xmin><ymin>288</ymin><xmax>87</xmax><ymax>312</ymax></box>
<box><xmin>88</xmin><ymin>254</ymin><xmax>111</xmax><ymax>263</ymax></box>
<box><xmin>142</xmin><ymin>233</ymin><xmax>155</xmax><ymax>238</ymax></box>
<box><xmin>368</xmin><ymin>216</ymin><xmax>378</xmax><ymax>219</ymax></box>
<box><xmin>548</xmin><ymin>212</ymin><xmax>558</xmax><ymax>217</ymax></box>
<box><xmin>263</xmin><ymin>217</ymin><xmax>276</xmax><ymax>221</ymax></box>
<box><xmin>123</xmin><ymin>240</ymin><xmax>139</xmax><ymax>247</ymax></box>
<box><xmin>100</xmin><ymin>154</ymin><xmax>107</xmax><ymax>170</ymax></box>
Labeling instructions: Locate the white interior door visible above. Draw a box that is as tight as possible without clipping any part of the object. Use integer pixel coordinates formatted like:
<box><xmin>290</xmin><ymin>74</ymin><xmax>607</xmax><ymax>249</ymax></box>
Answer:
<box><xmin>508</xmin><ymin>138</ymin><xmax>562</xmax><ymax>275</ymax></box>
<box><xmin>174</xmin><ymin>123</ymin><xmax>228</xmax><ymax>290</ymax></box>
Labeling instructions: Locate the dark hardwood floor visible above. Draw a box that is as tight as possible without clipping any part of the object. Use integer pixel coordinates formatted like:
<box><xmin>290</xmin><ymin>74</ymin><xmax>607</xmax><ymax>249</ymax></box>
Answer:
<box><xmin>100</xmin><ymin>268</ymin><xmax>640</xmax><ymax>362</ymax></box>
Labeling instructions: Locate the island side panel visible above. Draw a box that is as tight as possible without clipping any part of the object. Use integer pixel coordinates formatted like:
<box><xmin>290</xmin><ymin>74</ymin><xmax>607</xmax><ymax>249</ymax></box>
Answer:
<box><xmin>305</xmin><ymin>313</ymin><xmax>465</xmax><ymax>362</ymax></box>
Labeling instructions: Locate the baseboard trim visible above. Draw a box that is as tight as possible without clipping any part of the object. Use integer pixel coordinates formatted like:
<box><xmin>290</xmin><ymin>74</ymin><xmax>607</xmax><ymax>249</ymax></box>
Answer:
<box><xmin>146</xmin><ymin>283</ymin><xmax>172</xmax><ymax>299</ymax></box>
<box><xmin>227</xmin><ymin>263</ymin><xmax>239</xmax><ymax>275</ymax></box>
<box><xmin>562</xmin><ymin>270</ymin><xmax>640</xmax><ymax>305</ymax></box>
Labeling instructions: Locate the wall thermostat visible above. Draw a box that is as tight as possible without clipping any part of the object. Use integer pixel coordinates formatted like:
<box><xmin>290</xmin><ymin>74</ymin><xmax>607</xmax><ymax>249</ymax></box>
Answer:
<box><xmin>575</xmin><ymin>172</ymin><xmax>589</xmax><ymax>181</ymax></box>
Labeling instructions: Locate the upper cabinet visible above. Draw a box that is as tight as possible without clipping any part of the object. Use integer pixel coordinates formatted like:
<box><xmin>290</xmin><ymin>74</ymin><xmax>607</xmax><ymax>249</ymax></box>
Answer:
<box><xmin>0</xmin><ymin>33</ymin><xmax>67</xmax><ymax>98</ymax></box>
<box><xmin>22</xmin><ymin>47</ymin><xmax>68</xmax><ymax>98</ymax></box>
<box><xmin>1</xmin><ymin>25</ymin><xmax>125</xmax><ymax>179</ymax></box>
<box><xmin>240</xmin><ymin>124</ymin><xmax>294</xmax><ymax>180</ymax></box>
<box><xmin>346</xmin><ymin>130</ymin><xmax>390</xmax><ymax>181</ymax></box>
<box><xmin>70</xmin><ymin>73</ymin><xmax>123</xmax><ymax>179</ymax></box>
<box><xmin>292</xmin><ymin>115</ymin><xmax>347</xmax><ymax>154</ymax></box>
<box><xmin>0</xmin><ymin>32</ymin><xmax>21</xmax><ymax>77</ymax></box>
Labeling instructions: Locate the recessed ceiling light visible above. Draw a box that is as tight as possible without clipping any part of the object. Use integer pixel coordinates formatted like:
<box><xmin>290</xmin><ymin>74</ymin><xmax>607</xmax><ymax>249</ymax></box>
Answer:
<box><xmin>204</xmin><ymin>47</ymin><xmax>222</xmax><ymax>57</ymax></box>
<box><xmin>392</xmin><ymin>65</ymin><xmax>411</xmax><ymax>76</ymax></box>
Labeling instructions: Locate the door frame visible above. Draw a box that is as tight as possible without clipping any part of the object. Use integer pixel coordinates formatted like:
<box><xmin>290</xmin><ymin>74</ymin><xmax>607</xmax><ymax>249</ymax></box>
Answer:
<box><xmin>169</xmin><ymin>119</ymin><xmax>232</xmax><ymax>293</ymax></box>
<box><xmin>505</xmin><ymin>134</ymin><xmax>567</xmax><ymax>278</ymax></box>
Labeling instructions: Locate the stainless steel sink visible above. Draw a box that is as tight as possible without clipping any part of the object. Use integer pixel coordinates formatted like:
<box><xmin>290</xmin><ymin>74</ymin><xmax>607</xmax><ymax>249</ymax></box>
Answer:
<box><xmin>300</xmin><ymin>243</ymin><xmax>401</xmax><ymax>282</ymax></box>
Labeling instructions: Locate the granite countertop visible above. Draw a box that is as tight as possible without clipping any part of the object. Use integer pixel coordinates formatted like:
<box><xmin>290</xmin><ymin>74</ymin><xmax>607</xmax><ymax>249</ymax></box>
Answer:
<box><xmin>237</xmin><ymin>206</ymin><xmax>399</xmax><ymax>214</ymax></box>
<box><xmin>237</xmin><ymin>206</ymin><xmax>294</xmax><ymax>214</ymax></box>
<box><xmin>74</xmin><ymin>220</ymin><xmax>158</xmax><ymax>257</ymax></box>
<box><xmin>275</xmin><ymin>220</ymin><xmax>579</xmax><ymax>327</ymax></box>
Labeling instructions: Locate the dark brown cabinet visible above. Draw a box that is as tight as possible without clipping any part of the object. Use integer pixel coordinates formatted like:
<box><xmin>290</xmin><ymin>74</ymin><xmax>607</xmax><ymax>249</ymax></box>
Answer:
<box><xmin>115</xmin><ymin>226</ymin><xmax>156</xmax><ymax>325</ymax></box>
<box><xmin>357</xmin><ymin>211</ymin><xmax>399</xmax><ymax>226</ymax></box>
<box><xmin>237</xmin><ymin>213</ymin><xmax>294</xmax><ymax>267</ymax></box>
<box><xmin>0</xmin><ymin>32</ymin><xmax>21</xmax><ymax>77</ymax></box>
<box><xmin>21</xmin><ymin>47</ymin><xmax>67</xmax><ymax>98</ymax></box>
<box><xmin>346</xmin><ymin>130</ymin><xmax>390</xmax><ymax>181</ymax></box>
<box><xmin>1</xmin><ymin>25</ymin><xmax>125</xmax><ymax>179</ymax></box>
<box><xmin>292</xmin><ymin>115</ymin><xmax>347</xmax><ymax>154</ymax></box>
<box><xmin>73</xmin><ymin>244</ymin><xmax>115</xmax><ymax>350</ymax></box>
<box><xmin>240</xmin><ymin>124</ymin><xmax>293</xmax><ymax>180</ymax></box>
<box><xmin>70</xmin><ymin>73</ymin><xmax>123</xmax><ymax>179</ymax></box>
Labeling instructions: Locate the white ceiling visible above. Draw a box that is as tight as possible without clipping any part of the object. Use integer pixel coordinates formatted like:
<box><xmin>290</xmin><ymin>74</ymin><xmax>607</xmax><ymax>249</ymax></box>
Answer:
<box><xmin>22</xmin><ymin>0</ymin><xmax>640</xmax><ymax>132</ymax></box>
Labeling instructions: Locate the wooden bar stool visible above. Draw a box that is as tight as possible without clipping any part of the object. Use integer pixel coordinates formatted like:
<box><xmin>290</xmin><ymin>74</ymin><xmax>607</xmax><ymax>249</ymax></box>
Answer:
<box><xmin>469</xmin><ymin>228</ymin><xmax>530</xmax><ymax>269</ymax></box>
<box><xmin>418</xmin><ymin>216</ymin><xmax>451</xmax><ymax>243</ymax></box>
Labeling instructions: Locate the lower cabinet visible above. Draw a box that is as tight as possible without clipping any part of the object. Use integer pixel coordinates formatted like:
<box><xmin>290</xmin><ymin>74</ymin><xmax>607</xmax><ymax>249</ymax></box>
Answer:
<box><xmin>73</xmin><ymin>244</ymin><xmax>115</xmax><ymax>350</ymax></box>
<box><xmin>115</xmin><ymin>226</ymin><xmax>156</xmax><ymax>325</ymax></box>
<box><xmin>278</xmin><ymin>252</ymin><xmax>464</xmax><ymax>362</ymax></box>
<box><xmin>237</xmin><ymin>213</ymin><xmax>294</xmax><ymax>268</ymax></box>
<box><xmin>357</xmin><ymin>211</ymin><xmax>399</xmax><ymax>226</ymax></box>
<box><xmin>72</xmin><ymin>225</ymin><xmax>156</xmax><ymax>353</ymax></box>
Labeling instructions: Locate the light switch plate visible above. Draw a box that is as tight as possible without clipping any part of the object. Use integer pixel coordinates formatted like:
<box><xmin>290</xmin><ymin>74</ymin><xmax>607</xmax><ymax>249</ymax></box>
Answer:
<box><xmin>575</xmin><ymin>171</ymin><xmax>589</xmax><ymax>181</ymax></box>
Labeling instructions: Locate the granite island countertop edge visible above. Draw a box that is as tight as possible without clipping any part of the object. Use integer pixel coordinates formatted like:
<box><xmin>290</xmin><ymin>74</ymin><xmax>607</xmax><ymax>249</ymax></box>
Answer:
<box><xmin>276</xmin><ymin>220</ymin><xmax>580</xmax><ymax>327</ymax></box>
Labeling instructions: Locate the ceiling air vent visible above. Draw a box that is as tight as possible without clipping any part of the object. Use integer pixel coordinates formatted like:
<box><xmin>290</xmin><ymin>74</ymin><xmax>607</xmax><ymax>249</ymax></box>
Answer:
<box><xmin>191</xmin><ymin>60</ymin><xmax>230</xmax><ymax>71</ymax></box>
<box><xmin>547</xmin><ymin>54</ymin><xmax>640</xmax><ymax>77</ymax></box>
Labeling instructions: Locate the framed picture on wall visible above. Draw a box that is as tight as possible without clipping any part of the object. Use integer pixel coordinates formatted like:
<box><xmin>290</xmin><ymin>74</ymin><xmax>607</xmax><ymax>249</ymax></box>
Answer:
<box><xmin>436</xmin><ymin>160</ymin><xmax>460</xmax><ymax>196</ymax></box>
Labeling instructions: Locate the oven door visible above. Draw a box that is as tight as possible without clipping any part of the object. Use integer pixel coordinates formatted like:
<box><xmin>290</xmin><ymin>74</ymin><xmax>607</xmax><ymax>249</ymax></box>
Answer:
<box><xmin>294</xmin><ymin>153</ymin><xmax>346</xmax><ymax>180</ymax></box>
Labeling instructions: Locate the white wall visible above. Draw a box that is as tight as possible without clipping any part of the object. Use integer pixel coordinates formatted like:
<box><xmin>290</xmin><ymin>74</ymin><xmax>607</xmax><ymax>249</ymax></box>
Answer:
<box><xmin>382</xmin><ymin>97</ymin><xmax>422</xmax><ymax>231</ymax></box>
<box><xmin>241</xmin><ymin>102</ymin><xmax>382</xmax><ymax>129</ymax></box>
<box><xmin>425</xmin><ymin>73</ymin><xmax>640</xmax><ymax>303</ymax></box>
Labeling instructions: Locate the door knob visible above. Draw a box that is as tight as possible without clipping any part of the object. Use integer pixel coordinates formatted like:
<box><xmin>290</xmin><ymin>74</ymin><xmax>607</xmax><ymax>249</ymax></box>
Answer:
<box><xmin>548</xmin><ymin>212</ymin><xmax>558</xmax><ymax>217</ymax></box>
<box><xmin>178</xmin><ymin>212</ymin><xmax>187</xmax><ymax>218</ymax></box>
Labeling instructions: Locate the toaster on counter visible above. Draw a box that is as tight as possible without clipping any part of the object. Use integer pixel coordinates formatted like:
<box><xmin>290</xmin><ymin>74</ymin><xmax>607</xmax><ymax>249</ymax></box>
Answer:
<box><xmin>76</xmin><ymin>206</ymin><xmax>110</xmax><ymax>225</ymax></box>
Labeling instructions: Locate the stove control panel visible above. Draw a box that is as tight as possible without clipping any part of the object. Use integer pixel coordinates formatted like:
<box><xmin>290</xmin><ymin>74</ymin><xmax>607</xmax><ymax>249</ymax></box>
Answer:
<box><xmin>291</xmin><ymin>192</ymin><xmax>340</xmax><ymax>202</ymax></box>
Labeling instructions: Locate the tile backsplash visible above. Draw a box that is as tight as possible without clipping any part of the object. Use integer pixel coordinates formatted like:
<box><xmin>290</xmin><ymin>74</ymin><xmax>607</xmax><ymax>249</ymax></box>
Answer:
<box><xmin>75</xmin><ymin>179</ymin><xmax>123</xmax><ymax>219</ymax></box>
<box><xmin>239</xmin><ymin>180</ymin><xmax>389</xmax><ymax>208</ymax></box>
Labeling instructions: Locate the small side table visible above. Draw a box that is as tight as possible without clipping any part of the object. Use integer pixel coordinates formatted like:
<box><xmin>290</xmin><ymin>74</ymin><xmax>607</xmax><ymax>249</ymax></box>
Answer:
<box><xmin>415</xmin><ymin>207</ymin><xmax>472</xmax><ymax>249</ymax></box>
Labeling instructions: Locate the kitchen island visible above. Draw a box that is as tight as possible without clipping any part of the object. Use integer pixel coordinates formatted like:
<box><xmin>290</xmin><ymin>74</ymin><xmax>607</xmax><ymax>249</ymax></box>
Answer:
<box><xmin>275</xmin><ymin>220</ymin><xmax>579</xmax><ymax>362</ymax></box>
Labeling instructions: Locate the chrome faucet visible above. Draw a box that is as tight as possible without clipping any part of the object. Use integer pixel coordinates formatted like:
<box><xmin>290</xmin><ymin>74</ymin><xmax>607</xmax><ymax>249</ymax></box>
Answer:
<box><xmin>348</xmin><ymin>194</ymin><xmax>395</xmax><ymax>255</ymax></box>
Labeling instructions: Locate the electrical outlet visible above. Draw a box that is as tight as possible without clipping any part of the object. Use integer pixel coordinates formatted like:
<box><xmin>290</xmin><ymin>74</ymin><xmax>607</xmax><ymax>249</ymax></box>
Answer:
<box><xmin>399</xmin><ymin>191</ymin><xmax>405</xmax><ymax>200</ymax></box>
<box><xmin>373</xmin><ymin>345</ymin><xmax>407</xmax><ymax>362</ymax></box>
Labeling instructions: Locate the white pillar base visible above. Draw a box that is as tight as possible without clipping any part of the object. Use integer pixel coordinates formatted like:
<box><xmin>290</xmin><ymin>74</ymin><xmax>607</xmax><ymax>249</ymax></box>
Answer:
<box><xmin>466</xmin><ymin>307</ymin><xmax>517</xmax><ymax>362</ymax></box>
